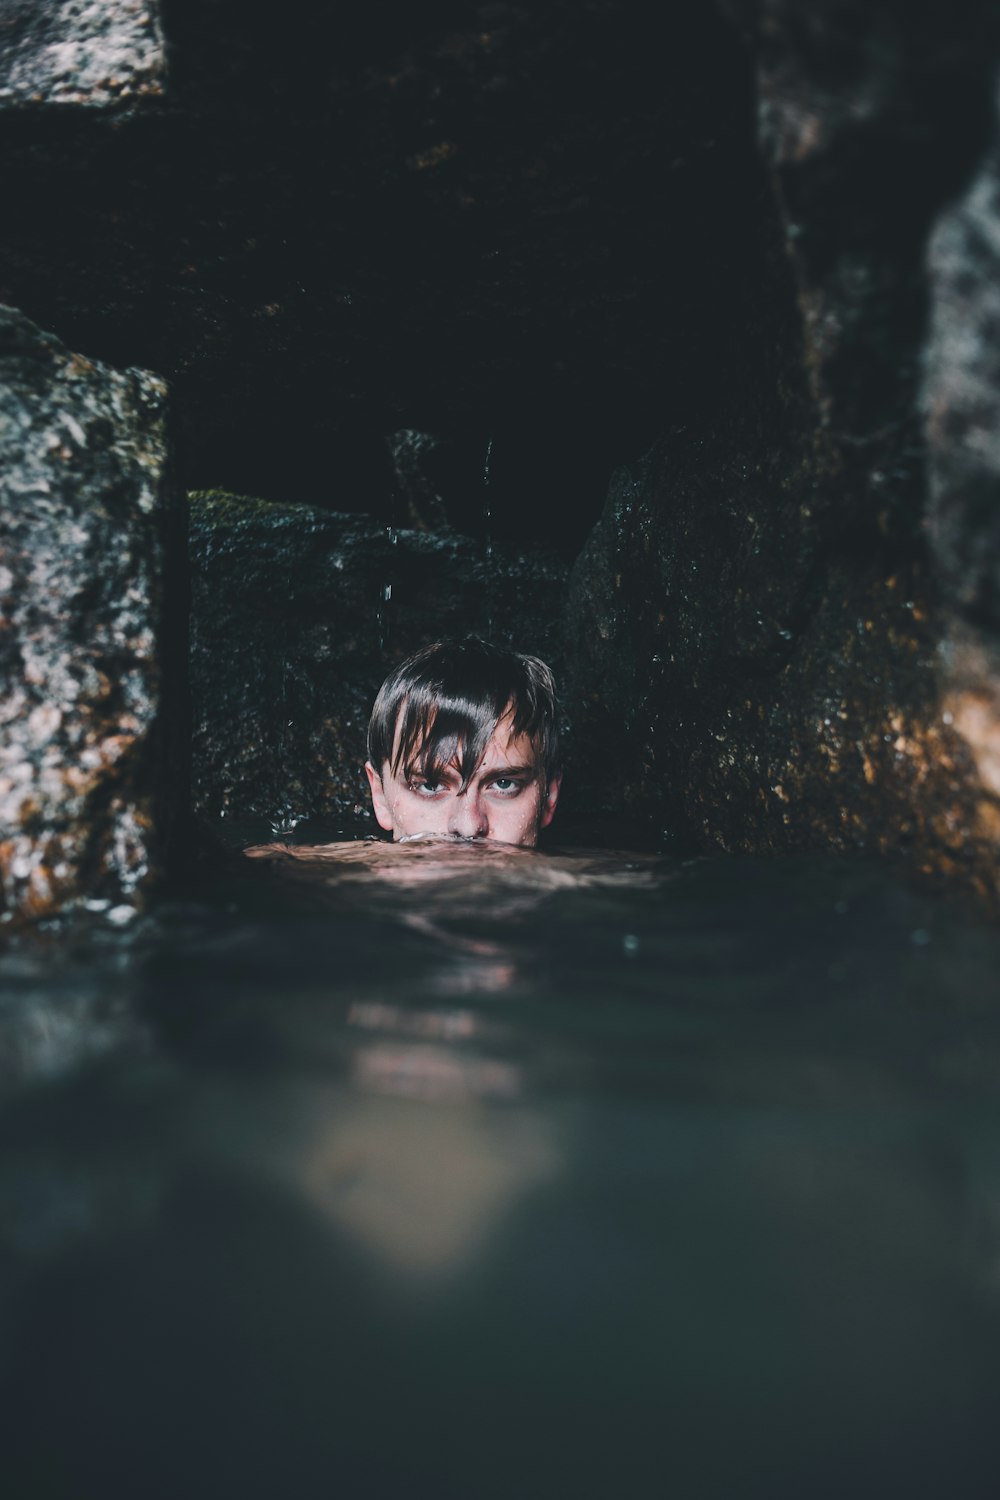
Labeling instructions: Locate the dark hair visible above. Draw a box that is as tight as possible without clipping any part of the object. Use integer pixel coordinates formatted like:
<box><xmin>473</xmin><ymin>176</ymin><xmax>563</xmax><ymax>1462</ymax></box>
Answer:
<box><xmin>367</xmin><ymin>637</ymin><xmax>560</xmax><ymax>789</ymax></box>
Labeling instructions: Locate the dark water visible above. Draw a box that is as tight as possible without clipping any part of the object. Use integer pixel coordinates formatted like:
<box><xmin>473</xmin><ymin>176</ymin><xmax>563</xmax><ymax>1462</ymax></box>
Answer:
<box><xmin>3</xmin><ymin>836</ymin><xmax>1000</xmax><ymax>1498</ymax></box>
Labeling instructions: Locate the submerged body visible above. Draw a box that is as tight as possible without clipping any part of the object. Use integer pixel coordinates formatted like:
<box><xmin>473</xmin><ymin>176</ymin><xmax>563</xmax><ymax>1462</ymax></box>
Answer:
<box><xmin>243</xmin><ymin>834</ymin><xmax>668</xmax><ymax>966</ymax></box>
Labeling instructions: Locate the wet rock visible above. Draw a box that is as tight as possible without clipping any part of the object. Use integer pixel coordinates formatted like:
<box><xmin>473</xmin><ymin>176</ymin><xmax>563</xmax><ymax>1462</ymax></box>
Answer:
<box><xmin>189</xmin><ymin>491</ymin><xmax>566</xmax><ymax>827</ymax></box>
<box><xmin>0</xmin><ymin>0</ymin><xmax>166</xmax><ymax>109</ymax></box>
<box><xmin>565</xmin><ymin>421</ymin><xmax>983</xmax><ymax>886</ymax></box>
<box><xmin>923</xmin><ymin>83</ymin><xmax>1000</xmax><ymax>876</ymax></box>
<box><xmin>755</xmin><ymin>0</ymin><xmax>997</xmax><ymax>536</ymax></box>
<box><xmin>0</xmin><ymin>306</ymin><xmax>184</xmax><ymax>921</ymax></box>
<box><xmin>564</xmin><ymin>4</ymin><xmax>1000</xmax><ymax>900</ymax></box>
<box><xmin>925</xmin><ymin>86</ymin><xmax>1000</xmax><ymax>628</ymax></box>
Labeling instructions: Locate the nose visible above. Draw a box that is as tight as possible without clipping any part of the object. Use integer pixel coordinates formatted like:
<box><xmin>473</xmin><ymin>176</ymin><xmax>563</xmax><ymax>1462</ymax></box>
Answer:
<box><xmin>448</xmin><ymin>788</ymin><xmax>489</xmax><ymax>840</ymax></box>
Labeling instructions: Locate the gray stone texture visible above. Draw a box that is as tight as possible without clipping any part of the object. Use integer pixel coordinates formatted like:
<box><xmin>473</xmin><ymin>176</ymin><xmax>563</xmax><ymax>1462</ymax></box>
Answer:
<box><xmin>0</xmin><ymin>0</ymin><xmax>165</xmax><ymax>108</ymax></box>
<box><xmin>925</xmin><ymin>84</ymin><xmax>1000</xmax><ymax>627</ymax></box>
<box><xmin>921</xmin><ymin>79</ymin><xmax>1000</xmax><ymax>858</ymax></box>
<box><xmin>0</xmin><ymin>306</ymin><xmax>183</xmax><ymax>920</ymax></box>
<box><xmin>189</xmin><ymin>492</ymin><xmax>567</xmax><ymax>830</ymax></box>
<box><xmin>755</xmin><ymin>0</ymin><xmax>996</xmax><ymax>530</ymax></box>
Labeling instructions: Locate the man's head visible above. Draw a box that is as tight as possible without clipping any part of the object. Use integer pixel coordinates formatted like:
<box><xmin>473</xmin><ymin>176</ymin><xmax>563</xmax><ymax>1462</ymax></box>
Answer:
<box><xmin>365</xmin><ymin>637</ymin><xmax>561</xmax><ymax>847</ymax></box>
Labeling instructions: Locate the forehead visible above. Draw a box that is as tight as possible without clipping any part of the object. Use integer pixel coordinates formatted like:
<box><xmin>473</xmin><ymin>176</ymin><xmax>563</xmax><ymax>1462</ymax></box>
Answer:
<box><xmin>391</xmin><ymin>708</ymin><xmax>542</xmax><ymax>773</ymax></box>
<box><xmin>473</xmin><ymin>722</ymin><xmax>542</xmax><ymax>769</ymax></box>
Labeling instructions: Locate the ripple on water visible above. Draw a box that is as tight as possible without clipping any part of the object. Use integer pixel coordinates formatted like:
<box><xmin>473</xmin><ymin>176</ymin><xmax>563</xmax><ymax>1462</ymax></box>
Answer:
<box><xmin>3</xmin><ymin>846</ymin><xmax>1000</xmax><ymax>1497</ymax></box>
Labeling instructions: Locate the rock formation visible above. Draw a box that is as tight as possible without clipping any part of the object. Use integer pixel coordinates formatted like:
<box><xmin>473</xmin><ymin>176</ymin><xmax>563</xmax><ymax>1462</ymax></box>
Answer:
<box><xmin>564</xmin><ymin>0</ymin><xmax>1000</xmax><ymax>902</ymax></box>
<box><xmin>0</xmin><ymin>0</ymin><xmax>165</xmax><ymax>109</ymax></box>
<box><xmin>0</xmin><ymin>307</ymin><xmax>183</xmax><ymax>921</ymax></box>
<box><xmin>5</xmin><ymin>0</ymin><xmax>1000</xmax><ymax>912</ymax></box>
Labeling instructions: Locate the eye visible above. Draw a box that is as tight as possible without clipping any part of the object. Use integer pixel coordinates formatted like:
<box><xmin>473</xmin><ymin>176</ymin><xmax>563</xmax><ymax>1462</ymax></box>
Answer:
<box><xmin>489</xmin><ymin>776</ymin><xmax>522</xmax><ymax>796</ymax></box>
<box><xmin>408</xmin><ymin>777</ymin><xmax>444</xmax><ymax>798</ymax></box>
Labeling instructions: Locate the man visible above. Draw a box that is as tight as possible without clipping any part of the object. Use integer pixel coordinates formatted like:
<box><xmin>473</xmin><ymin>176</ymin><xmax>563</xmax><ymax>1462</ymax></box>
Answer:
<box><xmin>364</xmin><ymin>637</ymin><xmax>561</xmax><ymax>848</ymax></box>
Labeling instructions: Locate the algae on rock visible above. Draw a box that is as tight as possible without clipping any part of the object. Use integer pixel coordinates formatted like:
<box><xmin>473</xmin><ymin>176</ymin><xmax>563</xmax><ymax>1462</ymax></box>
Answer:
<box><xmin>189</xmin><ymin>489</ymin><xmax>567</xmax><ymax>829</ymax></box>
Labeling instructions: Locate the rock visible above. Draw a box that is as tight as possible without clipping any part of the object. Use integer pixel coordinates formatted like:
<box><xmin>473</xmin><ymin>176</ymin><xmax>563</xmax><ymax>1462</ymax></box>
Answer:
<box><xmin>565</xmin><ymin>423</ymin><xmax>981</xmax><ymax>881</ymax></box>
<box><xmin>0</xmin><ymin>306</ymin><xmax>184</xmax><ymax>922</ymax></box>
<box><xmin>922</xmin><ymin>81</ymin><xmax>1000</xmax><ymax>871</ymax></box>
<box><xmin>755</xmin><ymin>0</ymin><xmax>997</xmax><ymax>527</ymax></box>
<box><xmin>189</xmin><ymin>491</ymin><xmax>567</xmax><ymax>829</ymax></box>
<box><xmin>925</xmin><ymin>85</ymin><xmax>1000</xmax><ymax>627</ymax></box>
<box><xmin>563</xmin><ymin>4</ymin><xmax>1000</xmax><ymax>901</ymax></box>
<box><xmin>0</xmin><ymin>0</ymin><xmax>166</xmax><ymax>109</ymax></box>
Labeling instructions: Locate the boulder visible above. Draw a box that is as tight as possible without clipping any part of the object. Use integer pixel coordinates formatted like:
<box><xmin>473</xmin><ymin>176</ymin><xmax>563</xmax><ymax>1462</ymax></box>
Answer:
<box><xmin>564</xmin><ymin>2</ymin><xmax>1000</xmax><ymax>900</ymax></box>
<box><xmin>923</xmin><ymin>77</ymin><xmax>1000</xmax><ymax>866</ymax></box>
<box><xmin>0</xmin><ymin>306</ymin><xmax>184</xmax><ymax>921</ymax></box>
<box><xmin>0</xmin><ymin>0</ymin><xmax>166</xmax><ymax>109</ymax></box>
<box><xmin>189</xmin><ymin>491</ymin><xmax>567</xmax><ymax>829</ymax></box>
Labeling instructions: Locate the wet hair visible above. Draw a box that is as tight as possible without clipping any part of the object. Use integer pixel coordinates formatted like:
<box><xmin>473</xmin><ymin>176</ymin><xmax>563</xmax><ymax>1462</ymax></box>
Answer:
<box><xmin>367</xmin><ymin>637</ymin><xmax>560</xmax><ymax>789</ymax></box>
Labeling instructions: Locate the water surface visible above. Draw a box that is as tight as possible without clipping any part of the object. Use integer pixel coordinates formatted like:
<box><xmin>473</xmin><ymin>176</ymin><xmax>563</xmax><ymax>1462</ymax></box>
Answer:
<box><xmin>2</xmin><ymin>836</ymin><xmax>1000</xmax><ymax>1498</ymax></box>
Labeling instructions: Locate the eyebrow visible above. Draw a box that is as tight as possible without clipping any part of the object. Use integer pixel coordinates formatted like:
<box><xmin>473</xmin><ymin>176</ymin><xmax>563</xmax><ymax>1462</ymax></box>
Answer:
<box><xmin>403</xmin><ymin>758</ymin><xmax>539</xmax><ymax>783</ymax></box>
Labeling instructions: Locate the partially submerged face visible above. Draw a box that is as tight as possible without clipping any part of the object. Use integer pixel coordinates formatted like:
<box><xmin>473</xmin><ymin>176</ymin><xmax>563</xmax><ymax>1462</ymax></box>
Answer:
<box><xmin>366</xmin><ymin>710</ymin><xmax>560</xmax><ymax>848</ymax></box>
<box><xmin>365</xmin><ymin>638</ymin><xmax>562</xmax><ymax>849</ymax></box>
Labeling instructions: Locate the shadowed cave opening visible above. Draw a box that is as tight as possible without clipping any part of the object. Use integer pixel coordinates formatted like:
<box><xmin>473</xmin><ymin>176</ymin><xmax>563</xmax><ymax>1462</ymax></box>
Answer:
<box><xmin>0</xmin><ymin>0</ymin><xmax>760</xmax><ymax>558</ymax></box>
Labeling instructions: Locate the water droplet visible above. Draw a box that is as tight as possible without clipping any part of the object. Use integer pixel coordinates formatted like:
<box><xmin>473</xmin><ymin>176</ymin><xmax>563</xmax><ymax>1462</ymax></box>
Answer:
<box><xmin>623</xmin><ymin>933</ymin><xmax>640</xmax><ymax>958</ymax></box>
<box><xmin>911</xmin><ymin>928</ymin><xmax>931</xmax><ymax>947</ymax></box>
<box><xmin>483</xmin><ymin>437</ymin><xmax>494</xmax><ymax>558</ymax></box>
<box><xmin>270</xmin><ymin>810</ymin><xmax>305</xmax><ymax>837</ymax></box>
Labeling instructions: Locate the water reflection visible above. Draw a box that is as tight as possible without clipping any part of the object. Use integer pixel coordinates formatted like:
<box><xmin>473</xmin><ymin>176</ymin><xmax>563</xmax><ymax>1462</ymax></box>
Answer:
<box><xmin>239</xmin><ymin>839</ymin><xmax>569</xmax><ymax>1279</ymax></box>
<box><xmin>0</xmin><ymin>928</ymin><xmax>148</xmax><ymax>1088</ymax></box>
<box><xmin>293</xmin><ymin>1090</ymin><xmax>561</xmax><ymax>1279</ymax></box>
<box><xmin>2</xmin><ymin>846</ymin><xmax>1000</xmax><ymax>1495</ymax></box>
